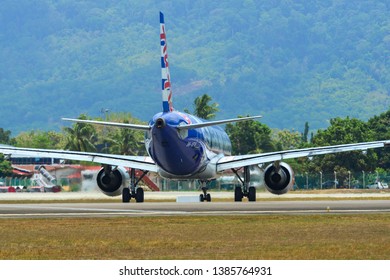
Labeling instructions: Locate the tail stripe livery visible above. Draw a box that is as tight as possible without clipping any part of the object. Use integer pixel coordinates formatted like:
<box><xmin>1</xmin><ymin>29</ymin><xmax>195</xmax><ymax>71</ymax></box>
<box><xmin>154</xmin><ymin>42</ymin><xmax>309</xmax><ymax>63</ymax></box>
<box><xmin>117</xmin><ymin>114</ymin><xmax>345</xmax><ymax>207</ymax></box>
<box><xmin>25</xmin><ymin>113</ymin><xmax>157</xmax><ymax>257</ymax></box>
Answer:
<box><xmin>160</xmin><ymin>12</ymin><xmax>173</xmax><ymax>113</ymax></box>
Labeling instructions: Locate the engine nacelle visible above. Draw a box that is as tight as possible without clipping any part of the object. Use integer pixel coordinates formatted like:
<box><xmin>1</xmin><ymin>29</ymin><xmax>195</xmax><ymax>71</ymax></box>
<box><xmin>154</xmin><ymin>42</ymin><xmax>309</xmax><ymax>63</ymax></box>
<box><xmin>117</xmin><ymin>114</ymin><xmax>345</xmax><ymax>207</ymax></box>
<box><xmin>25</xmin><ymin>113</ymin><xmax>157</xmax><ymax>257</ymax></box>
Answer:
<box><xmin>97</xmin><ymin>166</ymin><xmax>129</xmax><ymax>197</ymax></box>
<box><xmin>264</xmin><ymin>162</ymin><xmax>295</xmax><ymax>195</ymax></box>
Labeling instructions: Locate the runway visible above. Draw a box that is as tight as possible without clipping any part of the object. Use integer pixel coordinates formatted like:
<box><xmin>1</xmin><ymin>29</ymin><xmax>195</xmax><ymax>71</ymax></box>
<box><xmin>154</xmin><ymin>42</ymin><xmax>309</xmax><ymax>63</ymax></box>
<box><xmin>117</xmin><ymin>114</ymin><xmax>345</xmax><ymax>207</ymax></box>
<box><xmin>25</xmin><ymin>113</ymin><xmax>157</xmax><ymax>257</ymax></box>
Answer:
<box><xmin>1</xmin><ymin>199</ymin><xmax>390</xmax><ymax>218</ymax></box>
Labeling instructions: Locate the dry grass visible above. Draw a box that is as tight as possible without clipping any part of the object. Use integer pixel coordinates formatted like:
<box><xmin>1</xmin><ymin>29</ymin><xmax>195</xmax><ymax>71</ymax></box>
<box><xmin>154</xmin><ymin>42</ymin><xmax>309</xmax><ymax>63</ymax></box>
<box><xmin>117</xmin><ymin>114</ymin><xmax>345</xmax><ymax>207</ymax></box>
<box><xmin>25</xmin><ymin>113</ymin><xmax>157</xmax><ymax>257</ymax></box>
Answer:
<box><xmin>1</xmin><ymin>214</ymin><xmax>390</xmax><ymax>260</ymax></box>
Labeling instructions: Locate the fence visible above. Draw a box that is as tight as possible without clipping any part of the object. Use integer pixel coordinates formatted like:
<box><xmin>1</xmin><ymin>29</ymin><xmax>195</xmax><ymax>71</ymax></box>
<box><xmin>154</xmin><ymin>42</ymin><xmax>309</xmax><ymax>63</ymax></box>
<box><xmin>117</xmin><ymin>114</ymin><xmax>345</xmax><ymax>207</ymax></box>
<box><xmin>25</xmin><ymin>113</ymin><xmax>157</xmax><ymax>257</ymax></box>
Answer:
<box><xmin>0</xmin><ymin>176</ymin><xmax>70</xmax><ymax>189</ymax></box>
<box><xmin>0</xmin><ymin>177</ymin><xmax>32</xmax><ymax>187</ymax></box>
<box><xmin>295</xmin><ymin>171</ymin><xmax>389</xmax><ymax>190</ymax></box>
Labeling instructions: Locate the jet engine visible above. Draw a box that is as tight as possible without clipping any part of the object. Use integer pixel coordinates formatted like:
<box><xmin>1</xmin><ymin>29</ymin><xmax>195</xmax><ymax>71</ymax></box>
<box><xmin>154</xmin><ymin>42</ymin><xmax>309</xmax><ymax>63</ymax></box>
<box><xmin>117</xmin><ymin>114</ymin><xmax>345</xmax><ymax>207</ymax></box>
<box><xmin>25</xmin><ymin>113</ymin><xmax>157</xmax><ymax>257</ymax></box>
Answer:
<box><xmin>96</xmin><ymin>166</ymin><xmax>129</xmax><ymax>196</ymax></box>
<box><xmin>263</xmin><ymin>162</ymin><xmax>294</xmax><ymax>195</ymax></box>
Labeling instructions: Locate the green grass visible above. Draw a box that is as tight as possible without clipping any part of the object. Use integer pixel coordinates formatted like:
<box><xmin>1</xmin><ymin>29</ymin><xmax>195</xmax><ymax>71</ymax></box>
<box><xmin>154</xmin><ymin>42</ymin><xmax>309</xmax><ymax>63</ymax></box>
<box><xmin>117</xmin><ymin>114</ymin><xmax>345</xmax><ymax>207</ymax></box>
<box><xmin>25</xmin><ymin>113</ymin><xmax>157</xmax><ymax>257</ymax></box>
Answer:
<box><xmin>1</xmin><ymin>214</ymin><xmax>389</xmax><ymax>260</ymax></box>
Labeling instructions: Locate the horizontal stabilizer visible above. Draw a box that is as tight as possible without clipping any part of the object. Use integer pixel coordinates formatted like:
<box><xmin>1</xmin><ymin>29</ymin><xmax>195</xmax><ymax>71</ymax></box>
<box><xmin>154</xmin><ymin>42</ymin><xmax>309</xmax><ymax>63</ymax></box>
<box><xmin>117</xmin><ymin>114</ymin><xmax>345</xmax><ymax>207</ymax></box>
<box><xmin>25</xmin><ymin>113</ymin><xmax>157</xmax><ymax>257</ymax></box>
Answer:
<box><xmin>177</xmin><ymin>115</ymin><xmax>262</xmax><ymax>130</ymax></box>
<box><xmin>62</xmin><ymin>118</ymin><xmax>151</xmax><ymax>131</ymax></box>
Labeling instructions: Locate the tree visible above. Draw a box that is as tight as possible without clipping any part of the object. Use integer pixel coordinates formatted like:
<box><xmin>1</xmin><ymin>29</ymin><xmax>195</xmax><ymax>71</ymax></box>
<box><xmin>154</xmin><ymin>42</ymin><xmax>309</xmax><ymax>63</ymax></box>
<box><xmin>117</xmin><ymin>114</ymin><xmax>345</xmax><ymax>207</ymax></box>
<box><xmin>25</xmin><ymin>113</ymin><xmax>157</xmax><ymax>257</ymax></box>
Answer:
<box><xmin>63</xmin><ymin>114</ymin><xmax>97</xmax><ymax>152</ymax></box>
<box><xmin>12</xmin><ymin>130</ymin><xmax>64</xmax><ymax>149</ymax></box>
<box><xmin>302</xmin><ymin>122</ymin><xmax>309</xmax><ymax>143</ymax></box>
<box><xmin>226</xmin><ymin>117</ymin><xmax>275</xmax><ymax>154</ymax></box>
<box><xmin>367</xmin><ymin>110</ymin><xmax>390</xmax><ymax>170</ymax></box>
<box><xmin>308</xmin><ymin>117</ymin><xmax>377</xmax><ymax>173</ymax></box>
<box><xmin>0</xmin><ymin>128</ymin><xmax>12</xmax><ymax>144</ymax></box>
<box><xmin>271</xmin><ymin>129</ymin><xmax>309</xmax><ymax>173</ymax></box>
<box><xmin>104</xmin><ymin>120</ymin><xmax>145</xmax><ymax>155</ymax></box>
<box><xmin>273</xmin><ymin>129</ymin><xmax>302</xmax><ymax>150</ymax></box>
<box><xmin>185</xmin><ymin>94</ymin><xmax>219</xmax><ymax>120</ymax></box>
<box><xmin>312</xmin><ymin>117</ymin><xmax>373</xmax><ymax>145</ymax></box>
<box><xmin>0</xmin><ymin>154</ymin><xmax>12</xmax><ymax>177</ymax></box>
<box><xmin>95</xmin><ymin>112</ymin><xmax>146</xmax><ymax>155</ymax></box>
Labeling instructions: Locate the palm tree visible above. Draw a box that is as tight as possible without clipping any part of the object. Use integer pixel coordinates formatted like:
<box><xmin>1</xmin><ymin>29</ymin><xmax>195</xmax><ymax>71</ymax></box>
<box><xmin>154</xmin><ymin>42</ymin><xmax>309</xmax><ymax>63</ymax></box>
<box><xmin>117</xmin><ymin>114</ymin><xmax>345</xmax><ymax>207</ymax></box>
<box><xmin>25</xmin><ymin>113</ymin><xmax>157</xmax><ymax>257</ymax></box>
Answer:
<box><xmin>104</xmin><ymin>120</ymin><xmax>144</xmax><ymax>155</ymax></box>
<box><xmin>63</xmin><ymin>114</ymin><xmax>97</xmax><ymax>152</ymax></box>
<box><xmin>185</xmin><ymin>94</ymin><xmax>219</xmax><ymax>120</ymax></box>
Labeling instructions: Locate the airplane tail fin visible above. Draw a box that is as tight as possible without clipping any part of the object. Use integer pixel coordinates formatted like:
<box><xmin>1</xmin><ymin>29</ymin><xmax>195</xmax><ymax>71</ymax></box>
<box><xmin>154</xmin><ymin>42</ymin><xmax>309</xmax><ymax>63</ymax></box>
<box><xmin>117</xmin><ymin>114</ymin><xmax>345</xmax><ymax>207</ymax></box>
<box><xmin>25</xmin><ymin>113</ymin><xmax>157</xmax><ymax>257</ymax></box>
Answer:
<box><xmin>160</xmin><ymin>11</ymin><xmax>174</xmax><ymax>113</ymax></box>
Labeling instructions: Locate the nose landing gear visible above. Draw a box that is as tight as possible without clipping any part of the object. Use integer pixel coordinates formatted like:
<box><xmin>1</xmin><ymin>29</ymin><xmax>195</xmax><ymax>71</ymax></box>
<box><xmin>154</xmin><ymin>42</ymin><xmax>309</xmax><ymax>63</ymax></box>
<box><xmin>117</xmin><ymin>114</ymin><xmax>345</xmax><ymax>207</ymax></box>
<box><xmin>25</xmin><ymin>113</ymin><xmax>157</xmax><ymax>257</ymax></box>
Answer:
<box><xmin>199</xmin><ymin>181</ymin><xmax>212</xmax><ymax>202</ymax></box>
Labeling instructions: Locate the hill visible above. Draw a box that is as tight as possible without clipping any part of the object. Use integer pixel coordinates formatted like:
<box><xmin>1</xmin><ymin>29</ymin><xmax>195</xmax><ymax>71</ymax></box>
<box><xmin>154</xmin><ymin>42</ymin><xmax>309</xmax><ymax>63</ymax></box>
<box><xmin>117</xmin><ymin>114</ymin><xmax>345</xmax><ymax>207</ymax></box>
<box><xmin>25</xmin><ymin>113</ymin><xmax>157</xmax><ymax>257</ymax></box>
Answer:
<box><xmin>0</xmin><ymin>0</ymin><xmax>389</xmax><ymax>134</ymax></box>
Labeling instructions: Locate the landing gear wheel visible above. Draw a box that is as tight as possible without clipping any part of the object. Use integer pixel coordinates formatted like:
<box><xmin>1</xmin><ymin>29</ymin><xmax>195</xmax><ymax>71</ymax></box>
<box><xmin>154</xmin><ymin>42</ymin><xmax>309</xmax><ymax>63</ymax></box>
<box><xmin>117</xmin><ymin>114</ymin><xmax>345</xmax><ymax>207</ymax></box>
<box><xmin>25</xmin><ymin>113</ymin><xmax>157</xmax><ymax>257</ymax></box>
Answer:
<box><xmin>200</xmin><ymin>193</ymin><xmax>211</xmax><ymax>202</ymax></box>
<box><xmin>233</xmin><ymin>166</ymin><xmax>255</xmax><ymax>202</ymax></box>
<box><xmin>135</xmin><ymin>187</ymin><xmax>144</xmax><ymax>203</ymax></box>
<box><xmin>122</xmin><ymin>188</ymin><xmax>131</xmax><ymax>203</ymax></box>
<box><xmin>248</xmin><ymin>186</ymin><xmax>256</xmax><ymax>202</ymax></box>
<box><xmin>199</xmin><ymin>181</ymin><xmax>212</xmax><ymax>202</ymax></box>
<box><xmin>234</xmin><ymin>187</ymin><xmax>243</xmax><ymax>202</ymax></box>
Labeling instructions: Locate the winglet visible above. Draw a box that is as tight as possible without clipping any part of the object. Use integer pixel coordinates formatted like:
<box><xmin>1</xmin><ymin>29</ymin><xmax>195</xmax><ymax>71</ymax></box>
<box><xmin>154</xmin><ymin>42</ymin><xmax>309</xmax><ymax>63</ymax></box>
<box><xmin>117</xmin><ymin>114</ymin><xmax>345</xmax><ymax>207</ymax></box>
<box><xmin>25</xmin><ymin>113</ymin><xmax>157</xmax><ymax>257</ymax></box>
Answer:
<box><xmin>160</xmin><ymin>11</ymin><xmax>174</xmax><ymax>113</ymax></box>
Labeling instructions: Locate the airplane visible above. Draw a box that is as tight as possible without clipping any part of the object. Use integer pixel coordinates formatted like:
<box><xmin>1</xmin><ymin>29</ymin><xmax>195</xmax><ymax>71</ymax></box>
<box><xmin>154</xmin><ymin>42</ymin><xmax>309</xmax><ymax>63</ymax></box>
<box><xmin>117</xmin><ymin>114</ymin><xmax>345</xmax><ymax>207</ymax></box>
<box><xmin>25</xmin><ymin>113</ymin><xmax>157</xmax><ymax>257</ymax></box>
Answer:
<box><xmin>0</xmin><ymin>12</ymin><xmax>389</xmax><ymax>203</ymax></box>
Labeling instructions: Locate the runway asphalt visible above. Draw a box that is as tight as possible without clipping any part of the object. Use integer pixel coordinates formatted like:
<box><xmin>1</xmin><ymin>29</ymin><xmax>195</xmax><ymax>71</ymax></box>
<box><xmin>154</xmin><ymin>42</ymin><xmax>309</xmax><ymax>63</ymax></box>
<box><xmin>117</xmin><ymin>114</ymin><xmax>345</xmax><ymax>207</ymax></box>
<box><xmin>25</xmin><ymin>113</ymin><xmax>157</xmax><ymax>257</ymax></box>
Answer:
<box><xmin>1</xmin><ymin>190</ymin><xmax>390</xmax><ymax>201</ymax></box>
<box><xmin>0</xmin><ymin>191</ymin><xmax>390</xmax><ymax>218</ymax></box>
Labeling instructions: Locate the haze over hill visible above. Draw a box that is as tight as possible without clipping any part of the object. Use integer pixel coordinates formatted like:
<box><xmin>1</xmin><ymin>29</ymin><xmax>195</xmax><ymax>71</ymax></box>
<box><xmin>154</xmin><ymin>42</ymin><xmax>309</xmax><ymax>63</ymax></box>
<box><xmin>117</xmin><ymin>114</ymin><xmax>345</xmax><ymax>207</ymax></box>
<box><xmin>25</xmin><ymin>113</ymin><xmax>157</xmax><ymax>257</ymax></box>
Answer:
<box><xmin>0</xmin><ymin>0</ymin><xmax>389</xmax><ymax>134</ymax></box>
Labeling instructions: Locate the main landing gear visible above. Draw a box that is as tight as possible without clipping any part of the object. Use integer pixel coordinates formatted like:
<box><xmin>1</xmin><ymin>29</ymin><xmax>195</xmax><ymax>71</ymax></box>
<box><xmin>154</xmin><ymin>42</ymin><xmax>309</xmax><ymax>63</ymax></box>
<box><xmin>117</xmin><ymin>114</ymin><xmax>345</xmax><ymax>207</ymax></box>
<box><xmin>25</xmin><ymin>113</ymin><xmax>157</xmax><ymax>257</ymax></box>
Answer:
<box><xmin>232</xmin><ymin>166</ymin><xmax>256</xmax><ymax>202</ymax></box>
<box><xmin>122</xmin><ymin>169</ymin><xmax>149</xmax><ymax>203</ymax></box>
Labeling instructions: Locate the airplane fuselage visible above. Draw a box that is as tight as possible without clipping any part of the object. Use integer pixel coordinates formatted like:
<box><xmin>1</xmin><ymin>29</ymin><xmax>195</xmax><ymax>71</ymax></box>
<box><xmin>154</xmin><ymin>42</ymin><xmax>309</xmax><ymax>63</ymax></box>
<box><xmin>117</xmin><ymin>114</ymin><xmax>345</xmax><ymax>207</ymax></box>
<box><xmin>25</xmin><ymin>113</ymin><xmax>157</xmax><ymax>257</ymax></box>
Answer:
<box><xmin>145</xmin><ymin>111</ymin><xmax>231</xmax><ymax>179</ymax></box>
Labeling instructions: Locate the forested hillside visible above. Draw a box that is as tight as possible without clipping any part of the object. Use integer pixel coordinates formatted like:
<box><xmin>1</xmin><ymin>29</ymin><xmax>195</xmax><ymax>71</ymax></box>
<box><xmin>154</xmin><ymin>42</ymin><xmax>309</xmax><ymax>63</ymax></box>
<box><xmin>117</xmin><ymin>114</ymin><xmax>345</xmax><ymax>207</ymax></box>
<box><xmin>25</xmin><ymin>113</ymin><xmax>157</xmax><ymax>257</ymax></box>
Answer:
<box><xmin>0</xmin><ymin>0</ymin><xmax>389</xmax><ymax>134</ymax></box>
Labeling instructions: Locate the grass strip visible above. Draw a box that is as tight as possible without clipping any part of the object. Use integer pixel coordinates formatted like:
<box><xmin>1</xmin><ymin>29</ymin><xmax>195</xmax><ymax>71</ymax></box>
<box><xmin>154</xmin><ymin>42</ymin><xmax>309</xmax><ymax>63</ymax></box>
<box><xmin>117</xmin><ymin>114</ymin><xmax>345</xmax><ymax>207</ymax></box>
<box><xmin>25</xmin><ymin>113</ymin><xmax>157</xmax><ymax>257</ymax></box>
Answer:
<box><xmin>0</xmin><ymin>214</ymin><xmax>389</xmax><ymax>260</ymax></box>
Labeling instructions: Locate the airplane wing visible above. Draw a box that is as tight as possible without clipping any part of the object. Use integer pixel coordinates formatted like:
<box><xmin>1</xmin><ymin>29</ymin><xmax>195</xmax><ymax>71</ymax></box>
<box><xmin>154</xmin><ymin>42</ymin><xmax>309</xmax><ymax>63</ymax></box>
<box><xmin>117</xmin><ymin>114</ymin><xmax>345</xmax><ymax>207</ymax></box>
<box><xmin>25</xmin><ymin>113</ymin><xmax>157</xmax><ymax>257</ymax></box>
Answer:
<box><xmin>216</xmin><ymin>140</ymin><xmax>390</xmax><ymax>171</ymax></box>
<box><xmin>0</xmin><ymin>146</ymin><xmax>158</xmax><ymax>172</ymax></box>
<box><xmin>2</xmin><ymin>141</ymin><xmax>388</xmax><ymax>176</ymax></box>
